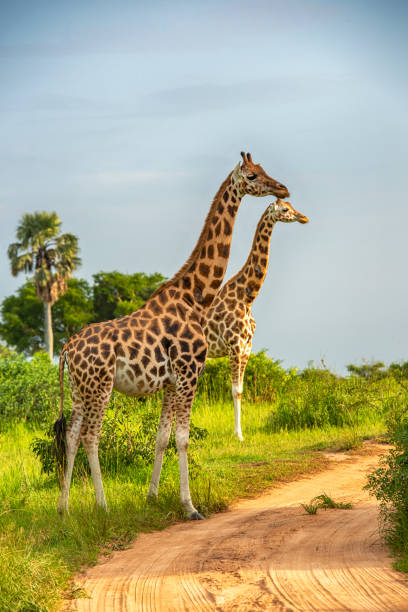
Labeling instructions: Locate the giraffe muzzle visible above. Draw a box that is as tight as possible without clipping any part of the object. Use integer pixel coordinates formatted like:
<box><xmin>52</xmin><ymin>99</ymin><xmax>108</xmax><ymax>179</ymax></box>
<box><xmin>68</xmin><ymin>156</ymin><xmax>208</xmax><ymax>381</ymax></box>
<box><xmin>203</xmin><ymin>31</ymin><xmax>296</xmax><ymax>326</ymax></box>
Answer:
<box><xmin>295</xmin><ymin>211</ymin><xmax>309</xmax><ymax>224</ymax></box>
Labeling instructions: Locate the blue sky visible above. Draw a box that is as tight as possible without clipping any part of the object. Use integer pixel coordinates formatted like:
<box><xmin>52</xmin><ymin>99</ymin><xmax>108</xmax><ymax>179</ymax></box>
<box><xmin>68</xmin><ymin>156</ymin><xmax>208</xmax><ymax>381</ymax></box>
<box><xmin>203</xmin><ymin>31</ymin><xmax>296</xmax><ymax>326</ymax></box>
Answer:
<box><xmin>1</xmin><ymin>0</ymin><xmax>407</xmax><ymax>371</ymax></box>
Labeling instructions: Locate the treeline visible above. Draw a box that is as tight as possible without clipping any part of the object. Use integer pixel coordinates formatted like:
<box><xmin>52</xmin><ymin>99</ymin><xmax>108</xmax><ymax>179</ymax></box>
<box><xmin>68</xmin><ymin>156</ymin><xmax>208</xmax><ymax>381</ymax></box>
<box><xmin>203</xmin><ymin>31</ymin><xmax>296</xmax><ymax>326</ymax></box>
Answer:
<box><xmin>0</xmin><ymin>271</ymin><xmax>165</xmax><ymax>355</ymax></box>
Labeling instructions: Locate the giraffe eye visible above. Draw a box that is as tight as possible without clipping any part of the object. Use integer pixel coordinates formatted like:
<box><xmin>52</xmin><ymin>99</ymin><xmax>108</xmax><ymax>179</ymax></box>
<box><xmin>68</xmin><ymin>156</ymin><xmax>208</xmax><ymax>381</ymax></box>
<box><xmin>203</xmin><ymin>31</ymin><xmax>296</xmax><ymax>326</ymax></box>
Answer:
<box><xmin>247</xmin><ymin>174</ymin><xmax>257</xmax><ymax>180</ymax></box>
<box><xmin>282</xmin><ymin>207</ymin><xmax>289</xmax><ymax>213</ymax></box>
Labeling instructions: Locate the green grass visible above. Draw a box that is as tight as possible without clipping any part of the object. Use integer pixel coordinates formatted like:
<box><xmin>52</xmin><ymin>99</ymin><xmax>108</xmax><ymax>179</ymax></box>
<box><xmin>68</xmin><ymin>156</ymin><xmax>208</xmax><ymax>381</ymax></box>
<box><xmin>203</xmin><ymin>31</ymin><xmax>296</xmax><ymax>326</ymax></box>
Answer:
<box><xmin>301</xmin><ymin>492</ymin><xmax>353</xmax><ymax>514</ymax></box>
<box><xmin>0</xmin><ymin>399</ymin><xmax>385</xmax><ymax>611</ymax></box>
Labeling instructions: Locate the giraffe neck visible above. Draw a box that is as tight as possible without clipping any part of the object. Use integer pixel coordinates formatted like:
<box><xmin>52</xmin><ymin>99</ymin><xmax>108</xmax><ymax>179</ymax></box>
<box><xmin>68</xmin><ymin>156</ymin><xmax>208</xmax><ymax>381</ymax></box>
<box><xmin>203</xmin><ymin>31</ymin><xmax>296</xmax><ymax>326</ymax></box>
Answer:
<box><xmin>154</xmin><ymin>171</ymin><xmax>243</xmax><ymax>314</ymax></box>
<box><xmin>233</xmin><ymin>208</ymin><xmax>276</xmax><ymax>306</ymax></box>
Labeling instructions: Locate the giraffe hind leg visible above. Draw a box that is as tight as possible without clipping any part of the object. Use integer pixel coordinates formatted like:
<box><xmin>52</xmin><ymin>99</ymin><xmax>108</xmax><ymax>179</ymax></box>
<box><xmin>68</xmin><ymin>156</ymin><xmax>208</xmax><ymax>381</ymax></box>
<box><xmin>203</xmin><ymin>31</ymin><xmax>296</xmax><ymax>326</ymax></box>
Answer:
<box><xmin>81</xmin><ymin>397</ymin><xmax>111</xmax><ymax>511</ymax></box>
<box><xmin>58</xmin><ymin>407</ymin><xmax>83</xmax><ymax>515</ymax></box>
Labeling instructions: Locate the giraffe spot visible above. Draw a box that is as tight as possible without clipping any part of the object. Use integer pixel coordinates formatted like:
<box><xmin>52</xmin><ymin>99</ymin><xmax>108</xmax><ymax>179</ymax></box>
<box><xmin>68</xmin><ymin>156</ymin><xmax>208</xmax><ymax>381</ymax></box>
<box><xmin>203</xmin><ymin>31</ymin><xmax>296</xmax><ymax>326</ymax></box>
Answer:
<box><xmin>141</xmin><ymin>355</ymin><xmax>149</xmax><ymax>367</ymax></box>
<box><xmin>74</xmin><ymin>354</ymin><xmax>81</xmax><ymax>365</ymax></box>
<box><xmin>146</xmin><ymin>333</ymin><xmax>155</xmax><ymax>345</ymax></box>
<box><xmin>210</xmin><ymin>279</ymin><xmax>219</xmax><ymax>289</ymax></box>
<box><xmin>214</xmin><ymin>222</ymin><xmax>222</xmax><ymax>237</ymax></box>
<box><xmin>202</xmin><ymin>295</ymin><xmax>213</xmax><ymax>308</ymax></box>
<box><xmin>132</xmin><ymin>363</ymin><xmax>142</xmax><ymax>376</ymax></box>
<box><xmin>158</xmin><ymin>292</ymin><xmax>168</xmax><ymax>305</ymax></box>
<box><xmin>158</xmin><ymin>365</ymin><xmax>166</xmax><ymax>377</ymax></box>
<box><xmin>212</xmin><ymin>214</ymin><xmax>219</xmax><ymax>226</ymax></box>
<box><xmin>231</xmin><ymin>196</ymin><xmax>237</xmax><ymax>203</ymax></box>
<box><xmin>217</xmin><ymin>243</ymin><xmax>230</xmax><ymax>258</ymax></box>
<box><xmin>150</xmin><ymin>365</ymin><xmax>158</xmax><ymax>376</ymax></box>
<box><xmin>77</xmin><ymin>340</ymin><xmax>85</xmax><ymax>351</ymax></box>
<box><xmin>84</xmin><ymin>346</ymin><xmax>91</xmax><ymax>358</ymax></box>
<box><xmin>144</xmin><ymin>347</ymin><xmax>151</xmax><ymax>357</ymax></box>
<box><xmin>161</xmin><ymin>337</ymin><xmax>171</xmax><ymax>351</ymax></box>
<box><xmin>154</xmin><ymin>346</ymin><xmax>165</xmax><ymax>362</ymax></box>
<box><xmin>188</xmin><ymin>262</ymin><xmax>196</xmax><ymax>273</ymax></box>
<box><xmin>116</xmin><ymin>345</ymin><xmax>125</xmax><ymax>357</ymax></box>
<box><xmin>83</xmin><ymin>327</ymin><xmax>93</xmax><ymax>338</ymax></box>
<box><xmin>223</xmin><ymin>219</ymin><xmax>232</xmax><ymax>235</ymax></box>
<box><xmin>181</xmin><ymin>325</ymin><xmax>194</xmax><ymax>339</ymax></box>
<box><xmin>217</xmin><ymin>202</ymin><xmax>224</xmax><ymax>214</ymax></box>
<box><xmin>200</xmin><ymin>246</ymin><xmax>206</xmax><ymax>258</ymax></box>
<box><xmin>182</xmin><ymin>276</ymin><xmax>191</xmax><ymax>290</ymax></box>
<box><xmin>222</xmin><ymin>190</ymin><xmax>229</xmax><ymax>202</ymax></box>
<box><xmin>207</xmin><ymin>227</ymin><xmax>213</xmax><ymax>240</ymax></box>
<box><xmin>176</xmin><ymin>303</ymin><xmax>186</xmax><ymax>319</ymax></box>
<box><xmin>122</xmin><ymin>329</ymin><xmax>131</xmax><ymax>342</ymax></box>
<box><xmin>207</xmin><ymin>244</ymin><xmax>214</xmax><ymax>259</ymax></box>
<box><xmin>150</xmin><ymin>300</ymin><xmax>162</xmax><ymax>315</ymax></box>
<box><xmin>164</xmin><ymin>317</ymin><xmax>180</xmax><ymax>335</ymax></box>
<box><xmin>168</xmin><ymin>304</ymin><xmax>177</xmax><ymax>316</ymax></box>
<box><xmin>214</xmin><ymin>265</ymin><xmax>223</xmax><ymax>278</ymax></box>
<box><xmin>228</xmin><ymin>204</ymin><xmax>237</xmax><ymax>216</ymax></box>
<box><xmin>180</xmin><ymin>340</ymin><xmax>189</xmax><ymax>353</ymax></box>
<box><xmin>193</xmin><ymin>339</ymin><xmax>204</xmax><ymax>353</ymax></box>
<box><xmin>260</xmin><ymin>257</ymin><xmax>267</xmax><ymax>266</ymax></box>
<box><xmin>87</xmin><ymin>335</ymin><xmax>99</xmax><ymax>344</ymax></box>
<box><xmin>199</xmin><ymin>262</ymin><xmax>210</xmax><ymax>277</ymax></box>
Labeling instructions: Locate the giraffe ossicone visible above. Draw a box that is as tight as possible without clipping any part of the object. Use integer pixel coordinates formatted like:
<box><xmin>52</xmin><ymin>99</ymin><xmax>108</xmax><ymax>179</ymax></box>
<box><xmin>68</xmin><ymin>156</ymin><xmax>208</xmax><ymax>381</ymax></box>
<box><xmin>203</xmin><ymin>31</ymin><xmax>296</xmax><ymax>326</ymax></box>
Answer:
<box><xmin>204</xmin><ymin>199</ymin><xmax>309</xmax><ymax>441</ymax></box>
<box><xmin>54</xmin><ymin>153</ymin><xmax>289</xmax><ymax>519</ymax></box>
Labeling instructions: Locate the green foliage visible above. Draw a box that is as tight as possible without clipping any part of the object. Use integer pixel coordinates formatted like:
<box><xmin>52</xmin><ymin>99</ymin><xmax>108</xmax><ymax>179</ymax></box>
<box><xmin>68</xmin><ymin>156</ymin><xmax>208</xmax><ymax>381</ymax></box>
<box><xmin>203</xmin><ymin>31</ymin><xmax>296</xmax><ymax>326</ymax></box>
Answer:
<box><xmin>301</xmin><ymin>493</ymin><xmax>352</xmax><ymax>514</ymax></box>
<box><xmin>0</xmin><ymin>279</ymin><xmax>95</xmax><ymax>355</ymax></box>
<box><xmin>32</xmin><ymin>398</ymin><xmax>208</xmax><ymax>478</ymax></box>
<box><xmin>267</xmin><ymin>365</ymin><xmax>390</xmax><ymax>432</ymax></box>
<box><xmin>92</xmin><ymin>271</ymin><xmax>166</xmax><ymax>321</ymax></box>
<box><xmin>366</xmin><ymin>394</ymin><xmax>408</xmax><ymax>572</ymax></box>
<box><xmin>197</xmin><ymin>350</ymin><xmax>291</xmax><ymax>403</ymax></box>
<box><xmin>0</xmin><ymin>271</ymin><xmax>166</xmax><ymax>355</ymax></box>
<box><xmin>0</xmin><ymin>352</ymin><xmax>67</xmax><ymax>428</ymax></box>
<box><xmin>347</xmin><ymin>361</ymin><xmax>387</xmax><ymax>380</ymax></box>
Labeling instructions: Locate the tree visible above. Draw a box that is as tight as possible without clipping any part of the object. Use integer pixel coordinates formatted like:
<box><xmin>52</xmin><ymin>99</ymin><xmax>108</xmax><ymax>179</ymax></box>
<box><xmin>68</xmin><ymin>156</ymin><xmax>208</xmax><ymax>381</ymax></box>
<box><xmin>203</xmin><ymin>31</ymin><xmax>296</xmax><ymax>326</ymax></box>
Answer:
<box><xmin>7</xmin><ymin>212</ymin><xmax>81</xmax><ymax>358</ymax></box>
<box><xmin>92</xmin><ymin>271</ymin><xmax>166</xmax><ymax>321</ymax></box>
<box><xmin>0</xmin><ymin>279</ymin><xmax>94</xmax><ymax>356</ymax></box>
<box><xmin>0</xmin><ymin>272</ymin><xmax>166</xmax><ymax>356</ymax></box>
<box><xmin>346</xmin><ymin>361</ymin><xmax>387</xmax><ymax>380</ymax></box>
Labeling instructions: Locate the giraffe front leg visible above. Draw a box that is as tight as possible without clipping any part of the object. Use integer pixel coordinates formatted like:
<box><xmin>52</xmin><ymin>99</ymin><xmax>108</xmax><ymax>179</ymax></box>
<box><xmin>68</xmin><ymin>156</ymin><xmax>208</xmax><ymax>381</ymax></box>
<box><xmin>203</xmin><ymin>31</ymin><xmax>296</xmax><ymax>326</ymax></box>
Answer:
<box><xmin>147</xmin><ymin>387</ymin><xmax>176</xmax><ymax>500</ymax></box>
<box><xmin>175</xmin><ymin>404</ymin><xmax>204</xmax><ymax>520</ymax></box>
<box><xmin>229</xmin><ymin>352</ymin><xmax>244</xmax><ymax>441</ymax></box>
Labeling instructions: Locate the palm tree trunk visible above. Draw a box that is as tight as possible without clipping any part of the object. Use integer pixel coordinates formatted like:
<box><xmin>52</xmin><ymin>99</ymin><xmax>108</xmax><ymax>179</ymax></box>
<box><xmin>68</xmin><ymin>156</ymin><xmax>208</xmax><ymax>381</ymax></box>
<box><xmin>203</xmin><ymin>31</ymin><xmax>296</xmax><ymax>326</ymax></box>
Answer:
<box><xmin>43</xmin><ymin>301</ymin><xmax>53</xmax><ymax>360</ymax></box>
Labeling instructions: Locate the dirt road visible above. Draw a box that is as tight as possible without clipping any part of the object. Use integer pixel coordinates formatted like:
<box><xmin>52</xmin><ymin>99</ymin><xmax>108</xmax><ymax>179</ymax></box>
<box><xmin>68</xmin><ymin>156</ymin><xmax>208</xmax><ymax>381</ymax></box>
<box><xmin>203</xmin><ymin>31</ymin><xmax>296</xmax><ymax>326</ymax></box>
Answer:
<box><xmin>71</xmin><ymin>445</ymin><xmax>408</xmax><ymax>611</ymax></box>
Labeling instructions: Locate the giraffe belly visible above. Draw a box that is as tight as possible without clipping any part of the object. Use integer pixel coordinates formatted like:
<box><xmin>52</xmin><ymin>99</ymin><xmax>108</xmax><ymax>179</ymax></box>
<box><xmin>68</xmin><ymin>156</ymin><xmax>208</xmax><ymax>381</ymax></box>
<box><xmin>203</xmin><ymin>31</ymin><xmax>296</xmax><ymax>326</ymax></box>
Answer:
<box><xmin>113</xmin><ymin>357</ymin><xmax>172</xmax><ymax>397</ymax></box>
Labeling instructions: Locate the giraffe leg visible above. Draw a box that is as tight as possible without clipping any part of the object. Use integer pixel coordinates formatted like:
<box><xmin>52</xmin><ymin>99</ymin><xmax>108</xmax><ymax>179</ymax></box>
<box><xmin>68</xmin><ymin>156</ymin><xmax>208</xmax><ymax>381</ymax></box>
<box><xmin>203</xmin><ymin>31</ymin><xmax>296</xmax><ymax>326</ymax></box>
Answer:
<box><xmin>58</xmin><ymin>408</ymin><xmax>83</xmax><ymax>515</ymax></box>
<box><xmin>147</xmin><ymin>387</ymin><xmax>176</xmax><ymax>500</ymax></box>
<box><xmin>175</xmin><ymin>401</ymin><xmax>204</xmax><ymax>520</ymax></box>
<box><xmin>81</xmin><ymin>409</ymin><xmax>109</xmax><ymax>511</ymax></box>
<box><xmin>229</xmin><ymin>351</ymin><xmax>244</xmax><ymax>441</ymax></box>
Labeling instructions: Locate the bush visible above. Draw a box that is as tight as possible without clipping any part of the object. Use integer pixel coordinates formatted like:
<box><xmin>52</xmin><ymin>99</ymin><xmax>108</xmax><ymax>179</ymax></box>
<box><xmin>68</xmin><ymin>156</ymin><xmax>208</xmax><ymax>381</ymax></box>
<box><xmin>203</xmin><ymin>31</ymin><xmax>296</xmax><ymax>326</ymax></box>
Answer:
<box><xmin>266</xmin><ymin>366</ymin><xmax>390</xmax><ymax>432</ymax></box>
<box><xmin>32</xmin><ymin>396</ymin><xmax>208</xmax><ymax>477</ymax></box>
<box><xmin>366</xmin><ymin>393</ymin><xmax>408</xmax><ymax>572</ymax></box>
<box><xmin>197</xmin><ymin>350</ymin><xmax>292</xmax><ymax>403</ymax></box>
<box><xmin>0</xmin><ymin>352</ymin><xmax>68</xmax><ymax>428</ymax></box>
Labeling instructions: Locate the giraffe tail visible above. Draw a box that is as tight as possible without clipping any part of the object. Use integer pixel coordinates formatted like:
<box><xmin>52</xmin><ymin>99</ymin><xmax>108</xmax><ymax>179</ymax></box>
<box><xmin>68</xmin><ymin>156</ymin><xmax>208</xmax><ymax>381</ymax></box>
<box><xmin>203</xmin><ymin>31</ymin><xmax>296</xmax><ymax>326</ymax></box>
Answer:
<box><xmin>53</xmin><ymin>346</ymin><xmax>67</xmax><ymax>484</ymax></box>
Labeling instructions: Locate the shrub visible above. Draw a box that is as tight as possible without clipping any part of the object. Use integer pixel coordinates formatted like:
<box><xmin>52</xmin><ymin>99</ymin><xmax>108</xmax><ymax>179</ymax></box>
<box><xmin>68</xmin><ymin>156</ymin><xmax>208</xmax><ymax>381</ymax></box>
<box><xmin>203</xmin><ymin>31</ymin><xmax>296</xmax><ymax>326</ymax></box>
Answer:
<box><xmin>197</xmin><ymin>350</ymin><xmax>292</xmax><ymax>403</ymax></box>
<box><xmin>31</xmin><ymin>397</ymin><xmax>208</xmax><ymax>478</ymax></box>
<box><xmin>0</xmin><ymin>352</ymin><xmax>68</xmax><ymax>428</ymax></box>
<box><xmin>266</xmin><ymin>366</ymin><xmax>389</xmax><ymax>432</ymax></box>
<box><xmin>366</xmin><ymin>396</ymin><xmax>408</xmax><ymax>572</ymax></box>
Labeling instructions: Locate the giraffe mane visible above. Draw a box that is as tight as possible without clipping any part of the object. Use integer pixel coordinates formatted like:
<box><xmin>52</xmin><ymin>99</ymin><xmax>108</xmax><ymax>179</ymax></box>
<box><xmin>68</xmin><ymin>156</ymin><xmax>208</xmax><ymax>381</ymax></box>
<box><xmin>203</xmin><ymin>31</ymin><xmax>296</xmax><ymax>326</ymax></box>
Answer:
<box><xmin>151</xmin><ymin>171</ymin><xmax>234</xmax><ymax>298</ymax></box>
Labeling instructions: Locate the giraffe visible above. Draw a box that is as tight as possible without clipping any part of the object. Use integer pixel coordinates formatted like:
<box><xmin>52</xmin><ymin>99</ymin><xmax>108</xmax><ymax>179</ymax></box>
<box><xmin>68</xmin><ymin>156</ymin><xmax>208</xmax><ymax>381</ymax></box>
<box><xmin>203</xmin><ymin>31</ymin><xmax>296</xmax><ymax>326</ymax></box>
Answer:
<box><xmin>54</xmin><ymin>152</ymin><xmax>290</xmax><ymax>519</ymax></box>
<box><xmin>203</xmin><ymin>199</ymin><xmax>308</xmax><ymax>441</ymax></box>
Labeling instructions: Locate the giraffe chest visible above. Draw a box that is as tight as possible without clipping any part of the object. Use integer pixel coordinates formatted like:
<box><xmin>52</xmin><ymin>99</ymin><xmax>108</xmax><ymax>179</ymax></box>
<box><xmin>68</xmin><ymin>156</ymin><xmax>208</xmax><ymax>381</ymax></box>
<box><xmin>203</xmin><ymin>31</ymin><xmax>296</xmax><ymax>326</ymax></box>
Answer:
<box><xmin>205</xmin><ymin>309</ymin><xmax>255</xmax><ymax>358</ymax></box>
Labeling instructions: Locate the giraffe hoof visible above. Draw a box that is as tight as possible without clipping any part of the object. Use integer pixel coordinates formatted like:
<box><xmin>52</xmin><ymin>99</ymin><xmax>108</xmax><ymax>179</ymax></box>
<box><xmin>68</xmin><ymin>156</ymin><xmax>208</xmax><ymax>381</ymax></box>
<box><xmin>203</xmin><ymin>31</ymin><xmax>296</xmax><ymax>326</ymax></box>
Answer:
<box><xmin>190</xmin><ymin>511</ymin><xmax>205</xmax><ymax>520</ymax></box>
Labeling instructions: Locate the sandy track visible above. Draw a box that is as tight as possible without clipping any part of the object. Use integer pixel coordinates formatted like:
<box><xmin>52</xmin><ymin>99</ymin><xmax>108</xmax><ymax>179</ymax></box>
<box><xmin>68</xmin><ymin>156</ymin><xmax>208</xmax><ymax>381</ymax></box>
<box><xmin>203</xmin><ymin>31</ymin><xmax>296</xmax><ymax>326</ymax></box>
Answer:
<box><xmin>71</xmin><ymin>445</ymin><xmax>408</xmax><ymax>611</ymax></box>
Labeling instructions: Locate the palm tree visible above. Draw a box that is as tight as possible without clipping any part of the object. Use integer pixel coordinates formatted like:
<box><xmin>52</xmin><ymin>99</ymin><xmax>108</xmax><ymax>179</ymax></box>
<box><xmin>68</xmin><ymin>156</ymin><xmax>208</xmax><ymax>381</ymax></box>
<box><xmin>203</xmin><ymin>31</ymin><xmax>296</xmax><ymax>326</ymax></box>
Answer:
<box><xmin>7</xmin><ymin>211</ymin><xmax>81</xmax><ymax>359</ymax></box>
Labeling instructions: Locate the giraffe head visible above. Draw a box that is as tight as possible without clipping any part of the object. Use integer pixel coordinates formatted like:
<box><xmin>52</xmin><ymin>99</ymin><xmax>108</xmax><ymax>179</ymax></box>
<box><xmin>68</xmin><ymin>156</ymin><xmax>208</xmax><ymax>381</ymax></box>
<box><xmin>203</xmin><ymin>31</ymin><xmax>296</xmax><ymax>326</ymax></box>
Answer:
<box><xmin>268</xmin><ymin>199</ymin><xmax>309</xmax><ymax>224</ymax></box>
<box><xmin>232</xmin><ymin>152</ymin><xmax>290</xmax><ymax>199</ymax></box>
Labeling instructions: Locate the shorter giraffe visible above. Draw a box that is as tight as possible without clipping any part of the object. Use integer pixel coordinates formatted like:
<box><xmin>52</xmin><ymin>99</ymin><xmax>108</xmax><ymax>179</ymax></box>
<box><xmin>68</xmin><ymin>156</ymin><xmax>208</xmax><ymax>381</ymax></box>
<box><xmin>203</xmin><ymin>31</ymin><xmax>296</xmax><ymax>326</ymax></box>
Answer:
<box><xmin>203</xmin><ymin>199</ymin><xmax>308</xmax><ymax>440</ymax></box>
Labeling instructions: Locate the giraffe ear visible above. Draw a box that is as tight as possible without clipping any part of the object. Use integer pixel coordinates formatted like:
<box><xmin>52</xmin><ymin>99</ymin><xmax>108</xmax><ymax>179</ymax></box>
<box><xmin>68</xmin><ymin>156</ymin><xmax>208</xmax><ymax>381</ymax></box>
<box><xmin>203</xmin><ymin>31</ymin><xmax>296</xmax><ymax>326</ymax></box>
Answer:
<box><xmin>232</xmin><ymin>162</ymin><xmax>241</xmax><ymax>181</ymax></box>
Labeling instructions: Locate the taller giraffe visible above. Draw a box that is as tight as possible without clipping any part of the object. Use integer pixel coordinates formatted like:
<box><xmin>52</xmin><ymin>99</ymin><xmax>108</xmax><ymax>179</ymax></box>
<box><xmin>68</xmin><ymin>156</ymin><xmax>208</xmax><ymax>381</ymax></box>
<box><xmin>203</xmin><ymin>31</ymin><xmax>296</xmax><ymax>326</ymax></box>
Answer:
<box><xmin>204</xmin><ymin>199</ymin><xmax>309</xmax><ymax>440</ymax></box>
<box><xmin>55</xmin><ymin>152</ymin><xmax>289</xmax><ymax>519</ymax></box>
